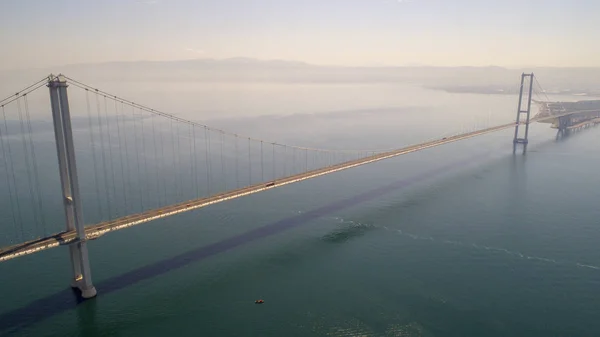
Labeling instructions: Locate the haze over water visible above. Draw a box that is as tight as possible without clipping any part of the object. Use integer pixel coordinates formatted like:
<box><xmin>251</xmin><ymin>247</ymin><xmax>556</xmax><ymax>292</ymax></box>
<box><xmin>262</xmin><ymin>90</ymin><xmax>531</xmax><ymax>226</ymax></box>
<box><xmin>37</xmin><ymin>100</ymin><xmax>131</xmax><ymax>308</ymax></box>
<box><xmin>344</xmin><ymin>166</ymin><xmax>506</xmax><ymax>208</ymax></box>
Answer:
<box><xmin>2</xmin><ymin>0</ymin><xmax>600</xmax><ymax>335</ymax></box>
<box><xmin>0</xmin><ymin>71</ymin><xmax>599</xmax><ymax>336</ymax></box>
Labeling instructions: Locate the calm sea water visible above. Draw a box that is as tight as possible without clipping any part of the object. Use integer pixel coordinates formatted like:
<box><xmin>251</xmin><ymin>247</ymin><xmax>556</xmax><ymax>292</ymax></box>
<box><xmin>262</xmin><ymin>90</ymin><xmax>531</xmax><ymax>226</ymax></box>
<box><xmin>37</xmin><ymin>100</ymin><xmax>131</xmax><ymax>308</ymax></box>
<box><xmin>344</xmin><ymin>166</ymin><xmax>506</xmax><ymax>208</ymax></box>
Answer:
<box><xmin>1</xmin><ymin>81</ymin><xmax>600</xmax><ymax>336</ymax></box>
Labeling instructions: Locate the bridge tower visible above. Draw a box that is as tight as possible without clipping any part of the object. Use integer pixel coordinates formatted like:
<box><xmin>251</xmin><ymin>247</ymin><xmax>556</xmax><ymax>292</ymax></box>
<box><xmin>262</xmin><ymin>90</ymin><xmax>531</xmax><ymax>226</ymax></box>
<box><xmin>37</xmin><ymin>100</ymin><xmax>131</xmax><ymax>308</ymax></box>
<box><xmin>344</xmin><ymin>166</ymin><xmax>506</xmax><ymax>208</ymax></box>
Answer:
<box><xmin>512</xmin><ymin>73</ymin><xmax>534</xmax><ymax>154</ymax></box>
<box><xmin>48</xmin><ymin>75</ymin><xmax>97</xmax><ymax>299</ymax></box>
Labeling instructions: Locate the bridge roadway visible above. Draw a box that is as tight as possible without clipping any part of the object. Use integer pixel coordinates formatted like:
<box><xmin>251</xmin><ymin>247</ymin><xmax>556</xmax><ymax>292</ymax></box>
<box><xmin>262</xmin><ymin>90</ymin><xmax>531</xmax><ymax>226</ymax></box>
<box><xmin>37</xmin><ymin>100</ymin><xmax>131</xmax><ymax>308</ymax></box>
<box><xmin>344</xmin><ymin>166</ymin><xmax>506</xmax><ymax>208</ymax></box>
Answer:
<box><xmin>0</xmin><ymin>120</ymin><xmax>535</xmax><ymax>262</ymax></box>
<box><xmin>532</xmin><ymin>109</ymin><xmax>600</xmax><ymax>123</ymax></box>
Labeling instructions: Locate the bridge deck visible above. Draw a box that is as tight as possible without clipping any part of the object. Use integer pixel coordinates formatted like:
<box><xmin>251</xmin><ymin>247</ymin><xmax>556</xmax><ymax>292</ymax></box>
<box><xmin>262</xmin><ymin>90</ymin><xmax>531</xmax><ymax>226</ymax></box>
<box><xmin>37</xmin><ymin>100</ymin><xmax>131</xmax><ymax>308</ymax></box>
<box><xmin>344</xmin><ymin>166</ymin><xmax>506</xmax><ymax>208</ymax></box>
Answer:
<box><xmin>534</xmin><ymin>109</ymin><xmax>600</xmax><ymax>124</ymax></box>
<box><xmin>567</xmin><ymin>118</ymin><xmax>600</xmax><ymax>129</ymax></box>
<box><xmin>0</xmin><ymin>121</ymin><xmax>518</xmax><ymax>262</ymax></box>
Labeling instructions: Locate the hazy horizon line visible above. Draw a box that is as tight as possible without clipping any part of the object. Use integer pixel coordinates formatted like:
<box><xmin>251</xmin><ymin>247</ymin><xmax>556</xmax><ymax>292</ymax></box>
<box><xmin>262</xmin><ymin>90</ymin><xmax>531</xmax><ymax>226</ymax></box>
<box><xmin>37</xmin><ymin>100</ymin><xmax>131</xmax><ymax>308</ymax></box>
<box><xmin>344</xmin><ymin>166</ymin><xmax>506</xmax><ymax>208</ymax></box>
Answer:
<box><xmin>5</xmin><ymin>57</ymin><xmax>600</xmax><ymax>73</ymax></box>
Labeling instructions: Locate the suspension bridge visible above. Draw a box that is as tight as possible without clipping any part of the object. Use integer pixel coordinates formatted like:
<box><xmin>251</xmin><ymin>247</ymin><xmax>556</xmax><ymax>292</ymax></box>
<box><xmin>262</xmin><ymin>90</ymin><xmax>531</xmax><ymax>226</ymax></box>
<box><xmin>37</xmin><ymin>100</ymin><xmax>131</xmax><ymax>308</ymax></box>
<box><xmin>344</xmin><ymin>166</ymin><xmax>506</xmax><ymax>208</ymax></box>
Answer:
<box><xmin>0</xmin><ymin>73</ymin><xmax>597</xmax><ymax>298</ymax></box>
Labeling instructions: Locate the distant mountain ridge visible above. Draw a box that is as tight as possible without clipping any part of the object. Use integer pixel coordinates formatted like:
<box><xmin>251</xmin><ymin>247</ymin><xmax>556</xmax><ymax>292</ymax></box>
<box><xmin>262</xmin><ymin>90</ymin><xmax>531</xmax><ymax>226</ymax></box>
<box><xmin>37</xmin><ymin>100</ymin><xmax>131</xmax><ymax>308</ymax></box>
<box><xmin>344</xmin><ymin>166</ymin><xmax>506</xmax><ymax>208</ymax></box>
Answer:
<box><xmin>3</xmin><ymin>57</ymin><xmax>600</xmax><ymax>96</ymax></box>
<box><xmin>63</xmin><ymin>57</ymin><xmax>312</xmax><ymax>69</ymax></box>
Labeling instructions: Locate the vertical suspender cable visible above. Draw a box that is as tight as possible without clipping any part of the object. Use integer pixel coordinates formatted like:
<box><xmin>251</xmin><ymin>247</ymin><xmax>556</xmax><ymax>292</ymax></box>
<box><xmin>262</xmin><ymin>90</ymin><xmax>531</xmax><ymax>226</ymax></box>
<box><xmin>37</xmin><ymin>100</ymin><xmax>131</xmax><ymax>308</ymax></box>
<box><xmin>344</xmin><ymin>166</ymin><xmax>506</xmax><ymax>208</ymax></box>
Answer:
<box><xmin>158</xmin><ymin>114</ymin><xmax>169</xmax><ymax>203</ymax></box>
<box><xmin>113</xmin><ymin>98</ymin><xmax>128</xmax><ymax>214</ymax></box>
<box><xmin>261</xmin><ymin>140</ymin><xmax>264</xmax><ymax>182</ymax></box>
<box><xmin>95</xmin><ymin>92</ymin><xmax>112</xmax><ymax>218</ymax></box>
<box><xmin>192</xmin><ymin>124</ymin><xmax>199</xmax><ymax>198</ymax></box>
<box><xmin>176</xmin><ymin>122</ymin><xmax>183</xmax><ymax>197</ymax></box>
<box><xmin>204</xmin><ymin>126</ymin><xmax>211</xmax><ymax>196</ymax></box>
<box><xmin>189</xmin><ymin>124</ymin><xmax>195</xmax><ymax>198</ymax></box>
<box><xmin>235</xmin><ymin>135</ymin><xmax>239</xmax><ymax>189</ymax></box>
<box><xmin>292</xmin><ymin>147</ymin><xmax>295</xmax><ymax>175</ymax></box>
<box><xmin>120</xmin><ymin>101</ymin><xmax>133</xmax><ymax>214</ymax></box>
<box><xmin>220</xmin><ymin>131</ymin><xmax>225</xmax><ymax>192</ymax></box>
<box><xmin>85</xmin><ymin>91</ymin><xmax>103</xmax><ymax>220</ymax></box>
<box><xmin>16</xmin><ymin>97</ymin><xmax>39</xmax><ymax>237</ymax></box>
<box><xmin>131</xmin><ymin>105</ymin><xmax>143</xmax><ymax>211</ymax></box>
<box><xmin>305</xmin><ymin>148</ymin><xmax>308</xmax><ymax>173</ymax></box>
<box><xmin>104</xmin><ymin>96</ymin><xmax>118</xmax><ymax>216</ymax></box>
<box><xmin>151</xmin><ymin>111</ymin><xmax>160</xmax><ymax>206</ymax></box>
<box><xmin>248</xmin><ymin>138</ymin><xmax>252</xmax><ymax>185</ymax></box>
<box><xmin>139</xmin><ymin>107</ymin><xmax>150</xmax><ymax>208</ymax></box>
<box><xmin>158</xmin><ymin>115</ymin><xmax>167</xmax><ymax>202</ymax></box>
<box><xmin>170</xmin><ymin>118</ymin><xmax>178</xmax><ymax>199</ymax></box>
<box><xmin>0</xmin><ymin>105</ymin><xmax>20</xmax><ymax>241</ymax></box>
<box><xmin>24</xmin><ymin>94</ymin><xmax>47</xmax><ymax>236</ymax></box>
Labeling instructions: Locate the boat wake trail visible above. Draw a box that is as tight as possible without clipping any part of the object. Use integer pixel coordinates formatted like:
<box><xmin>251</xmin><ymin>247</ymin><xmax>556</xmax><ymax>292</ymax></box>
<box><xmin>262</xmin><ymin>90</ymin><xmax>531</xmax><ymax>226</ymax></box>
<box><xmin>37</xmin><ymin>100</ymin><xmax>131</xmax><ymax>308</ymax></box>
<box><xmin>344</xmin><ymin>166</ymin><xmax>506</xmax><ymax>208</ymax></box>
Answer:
<box><xmin>325</xmin><ymin>215</ymin><xmax>600</xmax><ymax>271</ymax></box>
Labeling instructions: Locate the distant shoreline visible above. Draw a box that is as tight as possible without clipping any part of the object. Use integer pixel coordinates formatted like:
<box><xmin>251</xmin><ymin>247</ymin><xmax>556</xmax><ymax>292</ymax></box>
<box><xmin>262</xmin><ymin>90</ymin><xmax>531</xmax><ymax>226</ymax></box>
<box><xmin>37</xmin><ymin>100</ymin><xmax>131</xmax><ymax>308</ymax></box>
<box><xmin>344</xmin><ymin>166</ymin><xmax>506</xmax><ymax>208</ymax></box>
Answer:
<box><xmin>424</xmin><ymin>85</ymin><xmax>599</xmax><ymax>97</ymax></box>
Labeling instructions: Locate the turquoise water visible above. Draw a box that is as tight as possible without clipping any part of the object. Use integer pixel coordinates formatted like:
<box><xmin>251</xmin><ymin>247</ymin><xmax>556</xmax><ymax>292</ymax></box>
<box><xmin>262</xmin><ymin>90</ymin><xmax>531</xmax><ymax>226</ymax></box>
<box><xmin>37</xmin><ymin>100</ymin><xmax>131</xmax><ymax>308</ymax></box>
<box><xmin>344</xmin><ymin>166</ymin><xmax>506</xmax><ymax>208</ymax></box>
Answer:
<box><xmin>1</xmin><ymin>82</ymin><xmax>600</xmax><ymax>336</ymax></box>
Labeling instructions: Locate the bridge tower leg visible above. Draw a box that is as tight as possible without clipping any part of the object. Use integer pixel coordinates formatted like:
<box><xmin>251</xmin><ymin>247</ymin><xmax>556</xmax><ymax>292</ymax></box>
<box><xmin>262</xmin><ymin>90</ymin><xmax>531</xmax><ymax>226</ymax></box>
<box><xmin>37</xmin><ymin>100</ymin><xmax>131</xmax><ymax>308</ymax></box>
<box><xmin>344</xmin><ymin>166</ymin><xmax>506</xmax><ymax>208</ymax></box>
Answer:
<box><xmin>512</xmin><ymin>73</ymin><xmax>534</xmax><ymax>154</ymax></box>
<box><xmin>48</xmin><ymin>75</ymin><xmax>97</xmax><ymax>299</ymax></box>
<box><xmin>557</xmin><ymin>115</ymin><xmax>571</xmax><ymax>137</ymax></box>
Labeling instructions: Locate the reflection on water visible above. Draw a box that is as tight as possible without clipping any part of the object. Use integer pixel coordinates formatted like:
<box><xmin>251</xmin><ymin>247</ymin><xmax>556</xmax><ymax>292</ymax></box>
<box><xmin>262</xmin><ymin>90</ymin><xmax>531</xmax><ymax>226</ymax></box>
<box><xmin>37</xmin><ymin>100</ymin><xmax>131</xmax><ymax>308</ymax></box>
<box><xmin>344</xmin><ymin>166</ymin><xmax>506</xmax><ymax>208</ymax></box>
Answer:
<box><xmin>1</xmin><ymin>80</ymin><xmax>599</xmax><ymax>336</ymax></box>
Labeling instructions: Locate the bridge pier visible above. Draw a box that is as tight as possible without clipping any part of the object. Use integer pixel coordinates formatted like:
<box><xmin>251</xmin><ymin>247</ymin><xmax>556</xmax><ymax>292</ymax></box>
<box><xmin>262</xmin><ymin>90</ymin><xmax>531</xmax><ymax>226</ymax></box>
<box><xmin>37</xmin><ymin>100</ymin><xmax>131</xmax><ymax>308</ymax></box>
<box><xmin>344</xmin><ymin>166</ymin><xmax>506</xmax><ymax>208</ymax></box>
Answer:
<box><xmin>557</xmin><ymin>115</ymin><xmax>572</xmax><ymax>137</ymax></box>
<box><xmin>48</xmin><ymin>75</ymin><xmax>97</xmax><ymax>299</ymax></box>
<box><xmin>513</xmin><ymin>73</ymin><xmax>534</xmax><ymax>154</ymax></box>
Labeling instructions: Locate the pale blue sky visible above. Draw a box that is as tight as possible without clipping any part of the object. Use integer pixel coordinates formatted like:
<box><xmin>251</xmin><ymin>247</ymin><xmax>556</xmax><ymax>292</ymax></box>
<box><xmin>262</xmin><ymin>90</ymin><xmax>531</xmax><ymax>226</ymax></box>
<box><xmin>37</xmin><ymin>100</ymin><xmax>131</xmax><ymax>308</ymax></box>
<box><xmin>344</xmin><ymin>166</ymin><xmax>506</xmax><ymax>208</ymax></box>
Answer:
<box><xmin>0</xmin><ymin>0</ymin><xmax>598</xmax><ymax>70</ymax></box>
